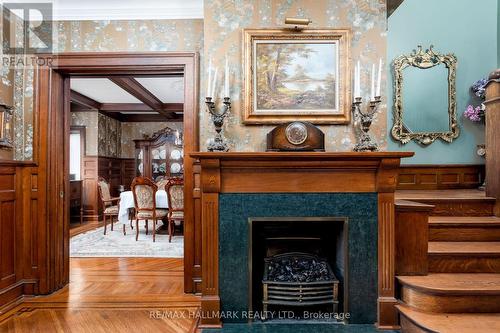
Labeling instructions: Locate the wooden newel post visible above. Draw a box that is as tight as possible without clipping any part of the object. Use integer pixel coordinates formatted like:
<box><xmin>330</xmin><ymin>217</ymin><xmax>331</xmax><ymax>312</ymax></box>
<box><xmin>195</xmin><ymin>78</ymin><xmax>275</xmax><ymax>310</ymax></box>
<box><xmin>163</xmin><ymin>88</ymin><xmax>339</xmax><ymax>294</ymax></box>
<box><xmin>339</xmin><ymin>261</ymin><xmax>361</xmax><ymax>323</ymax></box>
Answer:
<box><xmin>485</xmin><ymin>69</ymin><xmax>500</xmax><ymax>216</ymax></box>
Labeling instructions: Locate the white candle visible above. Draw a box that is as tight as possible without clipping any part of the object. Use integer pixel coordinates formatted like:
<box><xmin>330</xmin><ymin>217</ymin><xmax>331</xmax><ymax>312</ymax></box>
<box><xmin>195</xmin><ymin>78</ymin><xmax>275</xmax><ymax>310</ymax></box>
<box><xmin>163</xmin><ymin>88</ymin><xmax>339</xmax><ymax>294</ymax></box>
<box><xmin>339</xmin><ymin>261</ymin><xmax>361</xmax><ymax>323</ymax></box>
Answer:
<box><xmin>353</xmin><ymin>63</ymin><xmax>358</xmax><ymax>99</ymax></box>
<box><xmin>224</xmin><ymin>56</ymin><xmax>229</xmax><ymax>97</ymax></box>
<box><xmin>376</xmin><ymin>58</ymin><xmax>382</xmax><ymax>97</ymax></box>
<box><xmin>356</xmin><ymin>61</ymin><xmax>360</xmax><ymax>98</ymax></box>
<box><xmin>206</xmin><ymin>58</ymin><xmax>212</xmax><ymax>98</ymax></box>
<box><xmin>211</xmin><ymin>67</ymin><xmax>218</xmax><ymax>98</ymax></box>
<box><xmin>371</xmin><ymin>63</ymin><xmax>375</xmax><ymax>101</ymax></box>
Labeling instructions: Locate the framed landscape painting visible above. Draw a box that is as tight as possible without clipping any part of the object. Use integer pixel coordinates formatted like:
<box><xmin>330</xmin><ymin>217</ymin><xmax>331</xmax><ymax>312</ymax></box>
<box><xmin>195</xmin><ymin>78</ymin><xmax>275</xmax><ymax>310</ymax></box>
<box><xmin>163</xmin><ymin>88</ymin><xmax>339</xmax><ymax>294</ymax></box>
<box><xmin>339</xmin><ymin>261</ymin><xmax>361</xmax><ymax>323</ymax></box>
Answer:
<box><xmin>243</xmin><ymin>29</ymin><xmax>351</xmax><ymax>124</ymax></box>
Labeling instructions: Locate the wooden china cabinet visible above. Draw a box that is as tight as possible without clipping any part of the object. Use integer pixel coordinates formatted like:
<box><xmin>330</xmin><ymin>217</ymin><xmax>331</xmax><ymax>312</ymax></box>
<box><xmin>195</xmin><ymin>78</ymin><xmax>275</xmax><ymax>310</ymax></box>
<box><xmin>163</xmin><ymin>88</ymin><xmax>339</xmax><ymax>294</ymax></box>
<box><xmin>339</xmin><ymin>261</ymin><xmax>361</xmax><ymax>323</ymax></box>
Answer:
<box><xmin>134</xmin><ymin>126</ymin><xmax>184</xmax><ymax>181</ymax></box>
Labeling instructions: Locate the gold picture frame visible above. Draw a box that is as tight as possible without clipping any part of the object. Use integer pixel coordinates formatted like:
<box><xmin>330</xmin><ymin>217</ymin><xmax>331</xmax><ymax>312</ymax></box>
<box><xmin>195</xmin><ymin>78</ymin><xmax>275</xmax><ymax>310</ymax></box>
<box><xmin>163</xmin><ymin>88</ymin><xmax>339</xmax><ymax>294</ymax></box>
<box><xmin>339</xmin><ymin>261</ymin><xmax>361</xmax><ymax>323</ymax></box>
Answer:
<box><xmin>243</xmin><ymin>28</ymin><xmax>351</xmax><ymax>124</ymax></box>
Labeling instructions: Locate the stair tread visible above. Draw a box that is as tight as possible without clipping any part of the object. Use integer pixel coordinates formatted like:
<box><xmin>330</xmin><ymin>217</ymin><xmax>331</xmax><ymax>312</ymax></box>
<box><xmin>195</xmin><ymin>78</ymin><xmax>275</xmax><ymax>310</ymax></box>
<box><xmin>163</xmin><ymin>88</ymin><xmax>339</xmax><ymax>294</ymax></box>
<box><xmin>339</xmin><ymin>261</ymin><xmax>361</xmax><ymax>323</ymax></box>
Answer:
<box><xmin>397</xmin><ymin>273</ymin><xmax>500</xmax><ymax>294</ymax></box>
<box><xmin>429</xmin><ymin>216</ymin><xmax>500</xmax><ymax>226</ymax></box>
<box><xmin>397</xmin><ymin>304</ymin><xmax>500</xmax><ymax>333</ymax></box>
<box><xmin>395</xmin><ymin>189</ymin><xmax>495</xmax><ymax>201</ymax></box>
<box><xmin>429</xmin><ymin>241</ymin><xmax>500</xmax><ymax>255</ymax></box>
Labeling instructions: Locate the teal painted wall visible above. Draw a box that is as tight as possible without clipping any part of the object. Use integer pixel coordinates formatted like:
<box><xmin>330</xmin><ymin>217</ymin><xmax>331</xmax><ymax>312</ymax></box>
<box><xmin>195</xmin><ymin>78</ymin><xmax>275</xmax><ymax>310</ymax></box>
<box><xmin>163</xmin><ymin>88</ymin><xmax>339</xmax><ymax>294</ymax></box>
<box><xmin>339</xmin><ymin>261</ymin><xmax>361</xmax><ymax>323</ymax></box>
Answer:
<box><xmin>387</xmin><ymin>0</ymin><xmax>498</xmax><ymax>164</ymax></box>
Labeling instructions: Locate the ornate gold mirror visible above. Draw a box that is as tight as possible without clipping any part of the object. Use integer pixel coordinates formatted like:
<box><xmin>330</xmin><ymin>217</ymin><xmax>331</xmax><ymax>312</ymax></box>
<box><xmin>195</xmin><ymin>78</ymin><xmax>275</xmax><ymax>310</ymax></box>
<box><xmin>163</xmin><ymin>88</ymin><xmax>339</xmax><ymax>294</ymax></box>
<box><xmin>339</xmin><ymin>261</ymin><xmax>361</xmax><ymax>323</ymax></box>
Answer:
<box><xmin>392</xmin><ymin>45</ymin><xmax>459</xmax><ymax>145</ymax></box>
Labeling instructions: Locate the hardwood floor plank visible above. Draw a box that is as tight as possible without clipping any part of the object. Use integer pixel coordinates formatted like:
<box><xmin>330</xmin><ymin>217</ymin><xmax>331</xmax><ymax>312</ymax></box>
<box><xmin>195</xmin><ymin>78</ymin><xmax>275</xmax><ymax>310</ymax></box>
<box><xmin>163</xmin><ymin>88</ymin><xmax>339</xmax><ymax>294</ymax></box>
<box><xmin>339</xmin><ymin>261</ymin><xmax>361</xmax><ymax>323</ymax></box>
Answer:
<box><xmin>0</xmin><ymin>258</ymin><xmax>200</xmax><ymax>333</ymax></box>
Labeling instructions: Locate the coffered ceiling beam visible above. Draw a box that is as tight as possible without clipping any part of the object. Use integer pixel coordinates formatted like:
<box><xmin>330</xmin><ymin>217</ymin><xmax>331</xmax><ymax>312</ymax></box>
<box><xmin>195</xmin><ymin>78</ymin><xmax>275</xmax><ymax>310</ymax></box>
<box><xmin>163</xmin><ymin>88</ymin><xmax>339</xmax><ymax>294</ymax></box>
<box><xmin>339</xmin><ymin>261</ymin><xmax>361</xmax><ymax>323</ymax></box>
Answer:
<box><xmin>109</xmin><ymin>77</ymin><xmax>161</xmax><ymax>107</ymax></box>
<box><xmin>118</xmin><ymin>113</ymin><xmax>183</xmax><ymax>122</ymax></box>
<box><xmin>109</xmin><ymin>77</ymin><xmax>178</xmax><ymax>120</ymax></box>
<box><xmin>99</xmin><ymin>102</ymin><xmax>183</xmax><ymax>113</ymax></box>
<box><xmin>70</xmin><ymin>90</ymin><xmax>101</xmax><ymax>110</ymax></box>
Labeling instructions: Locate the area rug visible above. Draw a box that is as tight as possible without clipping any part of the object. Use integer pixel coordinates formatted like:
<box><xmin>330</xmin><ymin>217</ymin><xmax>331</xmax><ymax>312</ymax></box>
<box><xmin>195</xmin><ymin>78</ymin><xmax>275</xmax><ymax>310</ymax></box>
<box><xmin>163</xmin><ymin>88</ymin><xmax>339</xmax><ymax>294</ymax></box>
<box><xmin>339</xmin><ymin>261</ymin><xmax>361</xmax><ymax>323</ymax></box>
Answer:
<box><xmin>70</xmin><ymin>224</ymin><xmax>183</xmax><ymax>258</ymax></box>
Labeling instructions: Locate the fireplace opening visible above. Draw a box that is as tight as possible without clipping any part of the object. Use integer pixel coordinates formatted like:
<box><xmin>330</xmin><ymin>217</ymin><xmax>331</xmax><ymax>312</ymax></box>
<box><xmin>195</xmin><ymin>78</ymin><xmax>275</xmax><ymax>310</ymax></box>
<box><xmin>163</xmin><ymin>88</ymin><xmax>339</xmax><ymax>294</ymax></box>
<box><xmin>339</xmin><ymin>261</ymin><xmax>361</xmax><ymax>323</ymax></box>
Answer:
<box><xmin>249</xmin><ymin>218</ymin><xmax>348</xmax><ymax>322</ymax></box>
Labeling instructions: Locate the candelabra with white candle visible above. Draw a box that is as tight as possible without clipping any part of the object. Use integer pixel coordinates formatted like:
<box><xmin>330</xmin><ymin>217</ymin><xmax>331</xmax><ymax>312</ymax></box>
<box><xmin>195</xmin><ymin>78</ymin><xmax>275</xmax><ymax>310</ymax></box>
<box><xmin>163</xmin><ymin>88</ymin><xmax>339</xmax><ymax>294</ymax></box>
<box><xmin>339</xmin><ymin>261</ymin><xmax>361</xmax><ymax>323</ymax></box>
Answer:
<box><xmin>205</xmin><ymin>55</ymin><xmax>231</xmax><ymax>152</ymax></box>
<box><xmin>352</xmin><ymin>59</ymin><xmax>382</xmax><ymax>152</ymax></box>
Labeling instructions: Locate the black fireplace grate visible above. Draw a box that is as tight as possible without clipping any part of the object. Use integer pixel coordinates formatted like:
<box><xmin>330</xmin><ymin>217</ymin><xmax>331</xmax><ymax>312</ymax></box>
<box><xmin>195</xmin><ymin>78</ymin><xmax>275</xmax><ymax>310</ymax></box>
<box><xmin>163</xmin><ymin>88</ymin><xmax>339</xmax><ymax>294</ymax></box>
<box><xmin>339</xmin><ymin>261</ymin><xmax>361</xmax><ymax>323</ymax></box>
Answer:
<box><xmin>262</xmin><ymin>252</ymin><xmax>339</xmax><ymax>315</ymax></box>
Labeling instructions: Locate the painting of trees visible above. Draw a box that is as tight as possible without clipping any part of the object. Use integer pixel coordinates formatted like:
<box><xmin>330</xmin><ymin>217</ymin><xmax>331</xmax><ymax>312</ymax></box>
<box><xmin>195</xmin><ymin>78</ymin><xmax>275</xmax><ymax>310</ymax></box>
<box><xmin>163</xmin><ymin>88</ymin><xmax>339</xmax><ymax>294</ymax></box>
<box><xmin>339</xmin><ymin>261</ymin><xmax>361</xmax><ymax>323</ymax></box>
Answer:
<box><xmin>255</xmin><ymin>42</ymin><xmax>337</xmax><ymax>111</ymax></box>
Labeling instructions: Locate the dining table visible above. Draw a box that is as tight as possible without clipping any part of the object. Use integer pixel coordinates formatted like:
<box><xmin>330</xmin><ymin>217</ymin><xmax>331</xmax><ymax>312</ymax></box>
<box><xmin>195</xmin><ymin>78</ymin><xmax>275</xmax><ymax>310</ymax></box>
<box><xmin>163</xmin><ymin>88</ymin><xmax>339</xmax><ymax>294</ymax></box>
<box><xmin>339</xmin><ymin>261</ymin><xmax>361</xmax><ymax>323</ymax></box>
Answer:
<box><xmin>118</xmin><ymin>190</ymin><xmax>169</xmax><ymax>225</ymax></box>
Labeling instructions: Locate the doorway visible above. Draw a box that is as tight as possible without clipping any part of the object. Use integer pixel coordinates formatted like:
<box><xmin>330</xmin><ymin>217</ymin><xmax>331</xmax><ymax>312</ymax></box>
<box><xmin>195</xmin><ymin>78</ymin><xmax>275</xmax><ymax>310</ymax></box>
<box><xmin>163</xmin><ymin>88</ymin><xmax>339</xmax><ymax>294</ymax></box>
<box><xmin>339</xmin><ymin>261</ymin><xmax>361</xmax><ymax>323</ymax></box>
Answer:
<box><xmin>36</xmin><ymin>52</ymin><xmax>199</xmax><ymax>294</ymax></box>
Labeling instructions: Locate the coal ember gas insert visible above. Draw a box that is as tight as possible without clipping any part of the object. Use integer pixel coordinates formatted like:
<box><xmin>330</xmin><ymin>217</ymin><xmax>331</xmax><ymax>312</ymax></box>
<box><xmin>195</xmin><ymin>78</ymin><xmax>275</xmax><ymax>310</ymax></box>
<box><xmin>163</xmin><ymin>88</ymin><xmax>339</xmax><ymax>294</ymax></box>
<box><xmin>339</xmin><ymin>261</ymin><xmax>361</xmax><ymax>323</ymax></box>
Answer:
<box><xmin>262</xmin><ymin>252</ymin><xmax>339</xmax><ymax>318</ymax></box>
<box><xmin>249</xmin><ymin>217</ymin><xmax>348</xmax><ymax>322</ymax></box>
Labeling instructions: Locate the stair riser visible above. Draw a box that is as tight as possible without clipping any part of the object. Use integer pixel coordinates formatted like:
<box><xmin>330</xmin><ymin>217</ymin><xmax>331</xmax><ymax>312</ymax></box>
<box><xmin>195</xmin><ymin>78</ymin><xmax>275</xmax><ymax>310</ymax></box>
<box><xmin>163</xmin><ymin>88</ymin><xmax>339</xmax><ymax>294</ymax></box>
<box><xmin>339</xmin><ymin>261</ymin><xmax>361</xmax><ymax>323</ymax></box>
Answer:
<box><xmin>429</xmin><ymin>227</ymin><xmax>500</xmax><ymax>241</ymax></box>
<box><xmin>428</xmin><ymin>256</ymin><xmax>500</xmax><ymax>273</ymax></box>
<box><xmin>401</xmin><ymin>287</ymin><xmax>500</xmax><ymax>313</ymax></box>
<box><xmin>414</xmin><ymin>200</ymin><xmax>494</xmax><ymax>216</ymax></box>
<box><xmin>399</xmin><ymin>315</ymin><xmax>437</xmax><ymax>333</ymax></box>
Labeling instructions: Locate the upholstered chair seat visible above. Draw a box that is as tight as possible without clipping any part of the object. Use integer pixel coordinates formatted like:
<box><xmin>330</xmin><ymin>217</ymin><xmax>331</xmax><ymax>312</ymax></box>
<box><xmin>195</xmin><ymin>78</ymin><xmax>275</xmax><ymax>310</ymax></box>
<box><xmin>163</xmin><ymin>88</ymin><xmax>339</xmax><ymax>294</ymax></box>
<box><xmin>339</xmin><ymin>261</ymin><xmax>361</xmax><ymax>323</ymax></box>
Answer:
<box><xmin>137</xmin><ymin>209</ymin><xmax>168</xmax><ymax>219</ymax></box>
<box><xmin>170</xmin><ymin>211</ymin><xmax>184</xmax><ymax>219</ymax></box>
<box><xmin>104</xmin><ymin>206</ymin><xmax>119</xmax><ymax>214</ymax></box>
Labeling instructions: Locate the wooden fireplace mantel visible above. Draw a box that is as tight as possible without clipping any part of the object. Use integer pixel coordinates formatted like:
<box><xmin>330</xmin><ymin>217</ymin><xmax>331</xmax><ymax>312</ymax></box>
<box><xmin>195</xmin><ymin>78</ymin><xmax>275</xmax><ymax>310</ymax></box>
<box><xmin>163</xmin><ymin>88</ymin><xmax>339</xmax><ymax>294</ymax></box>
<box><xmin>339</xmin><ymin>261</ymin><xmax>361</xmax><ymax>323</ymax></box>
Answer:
<box><xmin>191</xmin><ymin>152</ymin><xmax>414</xmax><ymax>329</ymax></box>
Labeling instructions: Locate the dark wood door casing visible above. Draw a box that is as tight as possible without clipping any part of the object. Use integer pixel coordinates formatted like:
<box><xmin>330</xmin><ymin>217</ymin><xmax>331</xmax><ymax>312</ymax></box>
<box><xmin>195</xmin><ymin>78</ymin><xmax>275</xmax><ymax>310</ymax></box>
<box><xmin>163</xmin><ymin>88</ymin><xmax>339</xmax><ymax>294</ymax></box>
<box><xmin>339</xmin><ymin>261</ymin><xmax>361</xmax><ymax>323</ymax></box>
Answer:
<box><xmin>0</xmin><ymin>52</ymin><xmax>200</xmax><ymax>311</ymax></box>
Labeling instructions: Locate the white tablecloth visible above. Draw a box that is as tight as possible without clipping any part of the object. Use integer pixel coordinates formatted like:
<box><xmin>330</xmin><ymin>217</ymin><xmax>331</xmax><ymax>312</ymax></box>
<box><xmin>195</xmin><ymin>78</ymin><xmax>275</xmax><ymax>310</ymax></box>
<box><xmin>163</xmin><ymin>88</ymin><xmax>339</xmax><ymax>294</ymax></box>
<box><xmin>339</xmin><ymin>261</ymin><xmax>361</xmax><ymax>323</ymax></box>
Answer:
<box><xmin>118</xmin><ymin>190</ymin><xmax>168</xmax><ymax>225</ymax></box>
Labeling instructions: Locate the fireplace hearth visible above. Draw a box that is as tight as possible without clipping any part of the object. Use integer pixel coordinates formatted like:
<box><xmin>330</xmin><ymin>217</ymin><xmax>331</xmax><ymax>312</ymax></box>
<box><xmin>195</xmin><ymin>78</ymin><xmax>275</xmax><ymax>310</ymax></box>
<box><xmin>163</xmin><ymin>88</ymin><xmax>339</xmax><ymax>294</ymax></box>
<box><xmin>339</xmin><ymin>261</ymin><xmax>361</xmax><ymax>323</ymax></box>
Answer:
<box><xmin>262</xmin><ymin>252</ymin><xmax>339</xmax><ymax>318</ymax></box>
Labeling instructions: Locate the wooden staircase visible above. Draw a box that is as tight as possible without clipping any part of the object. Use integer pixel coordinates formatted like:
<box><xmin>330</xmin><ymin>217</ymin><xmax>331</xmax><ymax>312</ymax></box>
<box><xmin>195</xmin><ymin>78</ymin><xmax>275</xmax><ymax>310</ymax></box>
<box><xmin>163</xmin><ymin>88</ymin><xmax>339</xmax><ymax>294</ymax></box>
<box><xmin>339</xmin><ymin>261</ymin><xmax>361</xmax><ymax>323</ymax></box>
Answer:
<box><xmin>395</xmin><ymin>190</ymin><xmax>500</xmax><ymax>333</ymax></box>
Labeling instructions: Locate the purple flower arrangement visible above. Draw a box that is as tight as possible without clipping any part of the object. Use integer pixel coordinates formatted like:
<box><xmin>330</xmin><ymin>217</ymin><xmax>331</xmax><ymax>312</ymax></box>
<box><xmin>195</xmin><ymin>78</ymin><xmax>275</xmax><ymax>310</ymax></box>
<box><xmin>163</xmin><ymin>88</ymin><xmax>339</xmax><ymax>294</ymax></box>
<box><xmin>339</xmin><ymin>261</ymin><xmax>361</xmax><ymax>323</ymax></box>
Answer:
<box><xmin>464</xmin><ymin>78</ymin><xmax>488</xmax><ymax>123</ymax></box>
<box><xmin>464</xmin><ymin>104</ymin><xmax>484</xmax><ymax>122</ymax></box>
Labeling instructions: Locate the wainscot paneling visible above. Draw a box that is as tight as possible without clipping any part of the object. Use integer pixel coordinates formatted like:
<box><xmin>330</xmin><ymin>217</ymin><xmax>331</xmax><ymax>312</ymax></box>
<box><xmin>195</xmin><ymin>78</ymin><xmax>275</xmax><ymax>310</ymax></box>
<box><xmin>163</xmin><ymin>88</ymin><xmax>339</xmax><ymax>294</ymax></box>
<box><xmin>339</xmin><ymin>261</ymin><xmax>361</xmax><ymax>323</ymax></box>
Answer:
<box><xmin>82</xmin><ymin>156</ymin><xmax>99</xmax><ymax>221</ymax></box>
<box><xmin>0</xmin><ymin>163</ymin><xmax>38</xmax><ymax>311</ymax></box>
<box><xmin>397</xmin><ymin>164</ymin><xmax>484</xmax><ymax>190</ymax></box>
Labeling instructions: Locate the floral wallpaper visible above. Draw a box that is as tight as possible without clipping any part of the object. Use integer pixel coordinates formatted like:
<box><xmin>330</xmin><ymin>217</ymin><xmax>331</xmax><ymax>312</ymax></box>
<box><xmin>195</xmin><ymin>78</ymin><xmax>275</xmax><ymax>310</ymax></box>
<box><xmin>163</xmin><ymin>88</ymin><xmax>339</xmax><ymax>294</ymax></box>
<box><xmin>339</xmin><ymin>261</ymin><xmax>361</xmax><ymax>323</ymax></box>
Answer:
<box><xmin>0</xmin><ymin>7</ymin><xmax>14</xmax><ymax>107</ymax></box>
<box><xmin>202</xmin><ymin>0</ymin><xmax>388</xmax><ymax>151</ymax></box>
<box><xmin>8</xmin><ymin>19</ymin><xmax>203</xmax><ymax>161</ymax></box>
<box><xmin>71</xmin><ymin>111</ymin><xmax>99</xmax><ymax>156</ymax></box>
<box><xmin>98</xmin><ymin>113</ymin><xmax>122</xmax><ymax>158</ymax></box>
<box><xmin>8</xmin><ymin>1</ymin><xmax>389</xmax><ymax>158</ymax></box>
<box><xmin>54</xmin><ymin>19</ymin><xmax>204</xmax><ymax>53</ymax></box>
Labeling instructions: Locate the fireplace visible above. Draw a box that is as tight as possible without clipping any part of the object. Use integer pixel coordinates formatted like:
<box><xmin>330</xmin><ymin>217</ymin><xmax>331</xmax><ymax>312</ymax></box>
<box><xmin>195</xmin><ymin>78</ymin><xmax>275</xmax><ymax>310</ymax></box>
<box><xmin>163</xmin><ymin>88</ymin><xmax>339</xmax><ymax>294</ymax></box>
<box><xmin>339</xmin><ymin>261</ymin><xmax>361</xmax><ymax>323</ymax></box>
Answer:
<box><xmin>249</xmin><ymin>217</ymin><xmax>348</xmax><ymax>322</ymax></box>
<box><xmin>192</xmin><ymin>152</ymin><xmax>413</xmax><ymax>329</ymax></box>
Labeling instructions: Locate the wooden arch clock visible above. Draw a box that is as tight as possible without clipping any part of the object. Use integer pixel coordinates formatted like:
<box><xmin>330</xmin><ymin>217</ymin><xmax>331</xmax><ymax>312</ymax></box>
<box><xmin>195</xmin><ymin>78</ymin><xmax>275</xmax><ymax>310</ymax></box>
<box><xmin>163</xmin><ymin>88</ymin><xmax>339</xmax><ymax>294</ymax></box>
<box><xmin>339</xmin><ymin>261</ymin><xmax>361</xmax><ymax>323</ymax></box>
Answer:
<box><xmin>266</xmin><ymin>121</ymin><xmax>325</xmax><ymax>151</ymax></box>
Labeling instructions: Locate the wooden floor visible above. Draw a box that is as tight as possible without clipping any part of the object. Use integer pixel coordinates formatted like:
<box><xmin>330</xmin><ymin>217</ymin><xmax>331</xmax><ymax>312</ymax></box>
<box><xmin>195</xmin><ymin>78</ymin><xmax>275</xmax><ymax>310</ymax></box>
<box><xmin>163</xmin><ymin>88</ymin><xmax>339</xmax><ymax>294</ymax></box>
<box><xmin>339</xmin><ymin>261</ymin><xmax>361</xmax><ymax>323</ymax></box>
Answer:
<box><xmin>70</xmin><ymin>220</ymin><xmax>103</xmax><ymax>237</ymax></box>
<box><xmin>0</xmin><ymin>258</ymin><xmax>200</xmax><ymax>333</ymax></box>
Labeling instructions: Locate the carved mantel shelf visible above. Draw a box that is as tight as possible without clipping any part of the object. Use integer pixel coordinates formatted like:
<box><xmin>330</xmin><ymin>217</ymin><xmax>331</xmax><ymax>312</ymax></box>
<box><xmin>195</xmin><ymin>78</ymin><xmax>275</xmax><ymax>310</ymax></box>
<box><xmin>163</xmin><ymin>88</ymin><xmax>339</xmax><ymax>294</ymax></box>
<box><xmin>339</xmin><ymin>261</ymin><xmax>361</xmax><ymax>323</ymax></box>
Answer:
<box><xmin>191</xmin><ymin>152</ymin><xmax>414</xmax><ymax>329</ymax></box>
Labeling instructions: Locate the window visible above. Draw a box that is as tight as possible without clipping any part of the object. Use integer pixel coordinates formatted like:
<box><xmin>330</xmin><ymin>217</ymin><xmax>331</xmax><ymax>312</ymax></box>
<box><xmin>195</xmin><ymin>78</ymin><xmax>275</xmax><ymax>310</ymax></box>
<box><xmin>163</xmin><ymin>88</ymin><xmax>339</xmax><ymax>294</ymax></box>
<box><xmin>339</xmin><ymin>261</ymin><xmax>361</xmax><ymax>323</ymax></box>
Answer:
<box><xmin>70</xmin><ymin>131</ymin><xmax>81</xmax><ymax>180</ymax></box>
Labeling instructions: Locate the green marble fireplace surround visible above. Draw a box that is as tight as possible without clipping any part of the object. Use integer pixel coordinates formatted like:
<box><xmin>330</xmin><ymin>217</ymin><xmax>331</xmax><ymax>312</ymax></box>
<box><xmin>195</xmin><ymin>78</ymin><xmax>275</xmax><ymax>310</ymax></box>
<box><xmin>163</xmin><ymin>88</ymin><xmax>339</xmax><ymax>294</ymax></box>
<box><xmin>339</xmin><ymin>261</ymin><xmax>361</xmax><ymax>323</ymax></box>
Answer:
<box><xmin>219</xmin><ymin>193</ymin><xmax>378</xmax><ymax>324</ymax></box>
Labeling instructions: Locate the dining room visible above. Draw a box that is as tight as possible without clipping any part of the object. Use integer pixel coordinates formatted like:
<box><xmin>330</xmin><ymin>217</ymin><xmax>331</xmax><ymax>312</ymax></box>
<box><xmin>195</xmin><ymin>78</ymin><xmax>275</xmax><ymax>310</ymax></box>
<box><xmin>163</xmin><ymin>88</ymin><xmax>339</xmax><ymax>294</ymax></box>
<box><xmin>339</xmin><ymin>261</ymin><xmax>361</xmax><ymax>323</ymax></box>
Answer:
<box><xmin>68</xmin><ymin>74</ymin><xmax>186</xmax><ymax>258</ymax></box>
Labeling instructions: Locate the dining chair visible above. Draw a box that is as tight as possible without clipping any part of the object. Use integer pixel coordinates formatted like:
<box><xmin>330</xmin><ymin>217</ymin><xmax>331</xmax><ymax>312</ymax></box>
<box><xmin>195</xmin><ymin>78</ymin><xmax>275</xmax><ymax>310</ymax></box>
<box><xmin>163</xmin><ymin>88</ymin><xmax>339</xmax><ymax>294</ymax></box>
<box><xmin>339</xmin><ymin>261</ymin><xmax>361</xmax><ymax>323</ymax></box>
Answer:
<box><xmin>156</xmin><ymin>177</ymin><xmax>169</xmax><ymax>191</ymax></box>
<box><xmin>165</xmin><ymin>177</ymin><xmax>184</xmax><ymax>242</ymax></box>
<box><xmin>97</xmin><ymin>177</ymin><xmax>121</xmax><ymax>235</ymax></box>
<box><xmin>131</xmin><ymin>177</ymin><xmax>168</xmax><ymax>242</ymax></box>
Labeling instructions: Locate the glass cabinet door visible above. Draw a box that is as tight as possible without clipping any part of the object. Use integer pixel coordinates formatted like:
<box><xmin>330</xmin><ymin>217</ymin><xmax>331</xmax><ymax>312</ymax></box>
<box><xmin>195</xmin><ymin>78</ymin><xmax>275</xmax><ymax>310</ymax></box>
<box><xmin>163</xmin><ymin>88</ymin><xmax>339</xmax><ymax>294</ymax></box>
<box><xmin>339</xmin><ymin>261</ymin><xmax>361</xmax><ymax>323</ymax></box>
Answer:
<box><xmin>151</xmin><ymin>145</ymin><xmax>167</xmax><ymax>181</ymax></box>
<box><xmin>136</xmin><ymin>148</ymin><xmax>144</xmax><ymax>176</ymax></box>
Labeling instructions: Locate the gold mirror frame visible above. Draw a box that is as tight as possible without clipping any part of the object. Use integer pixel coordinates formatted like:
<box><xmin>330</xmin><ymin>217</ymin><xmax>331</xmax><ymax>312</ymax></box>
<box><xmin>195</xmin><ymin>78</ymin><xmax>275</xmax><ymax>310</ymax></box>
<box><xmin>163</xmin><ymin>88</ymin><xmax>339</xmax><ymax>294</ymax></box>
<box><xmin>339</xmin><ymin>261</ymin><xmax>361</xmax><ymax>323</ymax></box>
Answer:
<box><xmin>391</xmin><ymin>45</ymin><xmax>459</xmax><ymax>145</ymax></box>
